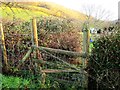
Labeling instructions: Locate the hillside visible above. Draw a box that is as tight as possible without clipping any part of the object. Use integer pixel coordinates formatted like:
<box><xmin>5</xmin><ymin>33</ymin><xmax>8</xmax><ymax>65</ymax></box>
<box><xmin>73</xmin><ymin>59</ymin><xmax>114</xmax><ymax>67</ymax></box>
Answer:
<box><xmin>0</xmin><ymin>2</ymin><xmax>87</xmax><ymax>21</ymax></box>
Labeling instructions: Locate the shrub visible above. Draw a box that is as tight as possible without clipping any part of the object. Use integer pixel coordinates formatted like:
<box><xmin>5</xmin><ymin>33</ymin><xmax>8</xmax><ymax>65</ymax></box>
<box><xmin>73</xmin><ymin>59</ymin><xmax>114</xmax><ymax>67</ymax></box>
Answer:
<box><xmin>38</xmin><ymin>30</ymin><xmax>82</xmax><ymax>64</ymax></box>
<box><xmin>39</xmin><ymin>30</ymin><xmax>82</xmax><ymax>51</ymax></box>
<box><xmin>1</xmin><ymin>73</ymin><xmax>30</xmax><ymax>88</ymax></box>
<box><xmin>3</xmin><ymin>17</ymin><xmax>82</xmax><ymax>68</ymax></box>
<box><xmin>37</xmin><ymin>16</ymin><xmax>81</xmax><ymax>33</ymax></box>
<box><xmin>2</xmin><ymin>18</ymin><xmax>84</xmax><ymax>89</ymax></box>
<box><xmin>88</xmin><ymin>32</ymin><xmax>120</xmax><ymax>90</ymax></box>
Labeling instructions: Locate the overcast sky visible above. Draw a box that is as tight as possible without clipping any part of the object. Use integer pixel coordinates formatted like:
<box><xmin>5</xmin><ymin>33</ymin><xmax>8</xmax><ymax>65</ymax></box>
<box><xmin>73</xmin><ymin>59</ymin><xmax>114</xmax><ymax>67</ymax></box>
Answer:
<box><xmin>41</xmin><ymin>0</ymin><xmax>119</xmax><ymax>21</ymax></box>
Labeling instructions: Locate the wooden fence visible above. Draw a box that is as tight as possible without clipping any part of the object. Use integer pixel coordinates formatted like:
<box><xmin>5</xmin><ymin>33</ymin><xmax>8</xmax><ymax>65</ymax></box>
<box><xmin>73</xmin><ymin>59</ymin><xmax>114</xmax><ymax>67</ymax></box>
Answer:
<box><xmin>0</xmin><ymin>18</ymin><xmax>90</xmax><ymax>88</ymax></box>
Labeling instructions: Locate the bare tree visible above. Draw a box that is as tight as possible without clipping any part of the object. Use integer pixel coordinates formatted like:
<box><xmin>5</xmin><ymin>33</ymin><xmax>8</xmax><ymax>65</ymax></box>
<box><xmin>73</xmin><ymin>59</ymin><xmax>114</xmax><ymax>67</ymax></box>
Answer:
<box><xmin>82</xmin><ymin>4</ymin><xmax>112</xmax><ymax>29</ymax></box>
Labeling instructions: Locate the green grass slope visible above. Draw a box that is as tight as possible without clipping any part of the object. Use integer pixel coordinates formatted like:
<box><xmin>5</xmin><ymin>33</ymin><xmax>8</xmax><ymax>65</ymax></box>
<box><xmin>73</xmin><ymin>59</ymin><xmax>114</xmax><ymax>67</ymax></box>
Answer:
<box><xmin>0</xmin><ymin>73</ymin><xmax>30</xmax><ymax>88</ymax></box>
<box><xmin>0</xmin><ymin>2</ymin><xmax>87</xmax><ymax>21</ymax></box>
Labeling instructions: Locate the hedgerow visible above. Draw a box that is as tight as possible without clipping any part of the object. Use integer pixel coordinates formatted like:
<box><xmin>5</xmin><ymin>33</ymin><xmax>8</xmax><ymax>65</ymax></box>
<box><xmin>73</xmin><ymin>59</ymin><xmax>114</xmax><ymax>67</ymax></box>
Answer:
<box><xmin>88</xmin><ymin>32</ymin><xmax>120</xmax><ymax>89</ymax></box>
<box><xmin>2</xmin><ymin>16</ymin><xmax>82</xmax><ymax>68</ymax></box>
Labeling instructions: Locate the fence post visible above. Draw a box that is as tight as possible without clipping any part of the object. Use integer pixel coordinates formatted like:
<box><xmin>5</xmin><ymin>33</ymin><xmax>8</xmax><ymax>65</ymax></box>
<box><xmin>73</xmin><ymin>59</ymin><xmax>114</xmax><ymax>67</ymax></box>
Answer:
<box><xmin>31</xmin><ymin>18</ymin><xmax>38</xmax><ymax>47</ymax></box>
<box><xmin>0</xmin><ymin>22</ymin><xmax>8</xmax><ymax>70</ymax></box>
<box><xmin>82</xmin><ymin>21</ymin><xmax>90</xmax><ymax>89</ymax></box>
<box><xmin>86</xmin><ymin>27</ymin><xmax>90</xmax><ymax>55</ymax></box>
<box><xmin>31</xmin><ymin>18</ymin><xmax>42</xmax><ymax>59</ymax></box>
<box><xmin>83</xmin><ymin>22</ymin><xmax>90</xmax><ymax>67</ymax></box>
<box><xmin>31</xmin><ymin>18</ymin><xmax>45</xmax><ymax>85</ymax></box>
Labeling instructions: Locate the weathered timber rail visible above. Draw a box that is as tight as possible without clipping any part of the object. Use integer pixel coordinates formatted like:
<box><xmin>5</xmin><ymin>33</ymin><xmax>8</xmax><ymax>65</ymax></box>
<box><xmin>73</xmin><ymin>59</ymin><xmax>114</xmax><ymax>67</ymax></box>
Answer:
<box><xmin>32</xmin><ymin>45</ymin><xmax>87</xmax><ymax>58</ymax></box>
<box><xmin>41</xmin><ymin>69</ymin><xmax>80</xmax><ymax>73</ymax></box>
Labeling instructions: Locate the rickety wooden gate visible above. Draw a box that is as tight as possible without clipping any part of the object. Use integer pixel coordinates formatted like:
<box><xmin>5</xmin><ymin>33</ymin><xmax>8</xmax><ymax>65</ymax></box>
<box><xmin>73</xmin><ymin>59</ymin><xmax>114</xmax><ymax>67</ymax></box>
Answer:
<box><xmin>25</xmin><ymin>18</ymin><xmax>90</xmax><ymax>88</ymax></box>
<box><xmin>1</xmin><ymin>18</ymin><xmax>90</xmax><ymax>88</ymax></box>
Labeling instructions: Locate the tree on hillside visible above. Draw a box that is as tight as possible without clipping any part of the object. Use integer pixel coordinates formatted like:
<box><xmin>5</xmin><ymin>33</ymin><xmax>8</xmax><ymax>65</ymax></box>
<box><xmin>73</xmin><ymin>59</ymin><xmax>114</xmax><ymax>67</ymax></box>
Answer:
<box><xmin>82</xmin><ymin>5</ymin><xmax>112</xmax><ymax>29</ymax></box>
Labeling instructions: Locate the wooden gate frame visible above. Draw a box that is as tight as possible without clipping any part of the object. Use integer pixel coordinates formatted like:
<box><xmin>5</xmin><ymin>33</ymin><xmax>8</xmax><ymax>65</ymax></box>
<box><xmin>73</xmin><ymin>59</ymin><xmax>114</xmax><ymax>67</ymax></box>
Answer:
<box><xmin>20</xmin><ymin>18</ymin><xmax>90</xmax><ymax>87</ymax></box>
<box><xmin>1</xmin><ymin>18</ymin><xmax>90</xmax><ymax>88</ymax></box>
<box><xmin>20</xmin><ymin>18</ymin><xmax>90</xmax><ymax>69</ymax></box>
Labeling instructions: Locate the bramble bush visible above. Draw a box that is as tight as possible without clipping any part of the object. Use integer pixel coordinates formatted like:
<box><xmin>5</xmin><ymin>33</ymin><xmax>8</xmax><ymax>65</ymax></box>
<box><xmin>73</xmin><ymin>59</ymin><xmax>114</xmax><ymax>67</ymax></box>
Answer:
<box><xmin>88</xmin><ymin>32</ymin><xmax>120</xmax><ymax>90</ymax></box>
<box><xmin>2</xmin><ymin>16</ymin><xmax>82</xmax><ymax>68</ymax></box>
<box><xmin>39</xmin><ymin>30</ymin><xmax>82</xmax><ymax>51</ymax></box>
<box><xmin>37</xmin><ymin>16</ymin><xmax>81</xmax><ymax>33</ymax></box>
<box><xmin>37</xmin><ymin>17</ymin><xmax>82</xmax><ymax>65</ymax></box>
<box><xmin>39</xmin><ymin>29</ymin><xmax>82</xmax><ymax>65</ymax></box>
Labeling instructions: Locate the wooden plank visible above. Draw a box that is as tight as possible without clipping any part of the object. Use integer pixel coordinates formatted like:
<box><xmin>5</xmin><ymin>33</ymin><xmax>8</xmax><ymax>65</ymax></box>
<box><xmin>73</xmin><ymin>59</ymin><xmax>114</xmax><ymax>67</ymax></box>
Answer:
<box><xmin>21</xmin><ymin>48</ymin><xmax>33</xmax><ymax>63</ymax></box>
<box><xmin>41</xmin><ymin>69</ymin><xmax>80</xmax><ymax>73</ymax></box>
<box><xmin>17</xmin><ymin>48</ymin><xmax>33</xmax><ymax>69</ymax></box>
<box><xmin>32</xmin><ymin>45</ymin><xmax>87</xmax><ymax>58</ymax></box>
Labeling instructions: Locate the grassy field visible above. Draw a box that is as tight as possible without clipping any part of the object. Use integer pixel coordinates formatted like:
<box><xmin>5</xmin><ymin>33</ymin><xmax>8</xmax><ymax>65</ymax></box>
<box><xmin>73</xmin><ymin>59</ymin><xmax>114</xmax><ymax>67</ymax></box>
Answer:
<box><xmin>0</xmin><ymin>2</ymin><xmax>87</xmax><ymax>21</ymax></box>
<box><xmin>0</xmin><ymin>6</ymin><xmax>49</xmax><ymax>21</ymax></box>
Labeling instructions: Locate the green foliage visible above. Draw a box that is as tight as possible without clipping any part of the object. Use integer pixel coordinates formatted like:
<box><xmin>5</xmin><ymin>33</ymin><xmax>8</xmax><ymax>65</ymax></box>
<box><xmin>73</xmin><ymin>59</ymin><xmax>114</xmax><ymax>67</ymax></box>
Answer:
<box><xmin>0</xmin><ymin>73</ymin><xmax>83</xmax><ymax>89</ymax></box>
<box><xmin>37</xmin><ymin>16</ymin><xmax>81</xmax><ymax>33</ymax></box>
<box><xmin>3</xmin><ymin>17</ymin><xmax>82</xmax><ymax>66</ymax></box>
<box><xmin>38</xmin><ymin>29</ymin><xmax>82</xmax><ymax>65</ymax></box>
<box><xmin>88</xmin><ymin>32</ymin><xmax>120</xmax><ymax>89</ymax></box>
<box><xmin>0</xmin><ymin>7</ymin><xmax>48</xmax><ymax>21</ymax></box>
<box><xmin>1</xmin><ymin>73</ymin><xmax>50</xmax><ymax>89</ymax></box>
<box><xmin>2</xmin><ymin>17</ymin><xmax>84</xmax><ymax>89</ymax></box>
<box><xmin>91</xmin><ymin>33</ymin><xmax>120</xmax><ymax>69</ymax></box>
<box><xmin>45</xmin><ymin>73</ymin><xmax>85</xmax><ymax>90</ymax></box>
<box><xmin>1</xmin><ymin>73</ymin><xmax>30</xmax><ymax>88</ymax></box>
<box><xmin>39</xmin><ymin>30</ymin><xmax>82</xmax><ymax>50</ymax></box>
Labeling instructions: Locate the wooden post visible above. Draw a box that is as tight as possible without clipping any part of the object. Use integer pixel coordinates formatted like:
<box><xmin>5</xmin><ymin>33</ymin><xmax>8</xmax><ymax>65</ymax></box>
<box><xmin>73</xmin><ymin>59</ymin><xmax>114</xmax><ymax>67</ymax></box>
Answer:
<box><xmin>87</xmin><ymin>27</ymin><xmax>90</xmax><ymax>55</ymax></box>
<box><xmin>0</xmin><ymin>22</ymin><xmax>8</xmax><ymax>69</ymax></box>
<box><xmin>31</xmin><ymin>18</ymin><xmax>42</xmax><ymax>59</ymax></box>
<box><xmin>83</xmin><ymin>22</ymin><xmax>90</xmax><ymax>67</ymax></box>
<box><xmin>32</xmin><ymin>18</ymin><xmax>38</xmax><ymax>47</ymax></box>
<box><xmin>82</xmin><ymin>21</ymin><xmax>90</xmax><ymax>89</ymax></box>
<box><xmin>41</xmin><ymin>72</ymin><xmax>46</xmax><ymax>86</ymax></box>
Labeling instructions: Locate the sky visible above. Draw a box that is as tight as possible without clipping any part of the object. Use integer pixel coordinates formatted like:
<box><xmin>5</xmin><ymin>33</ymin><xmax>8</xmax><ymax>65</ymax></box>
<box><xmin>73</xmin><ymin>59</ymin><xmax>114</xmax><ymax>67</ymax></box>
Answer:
<box><xmin>41</xmin><ymin>0</ymin><xmax>119</xmax><ymax>21</ymax></box>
